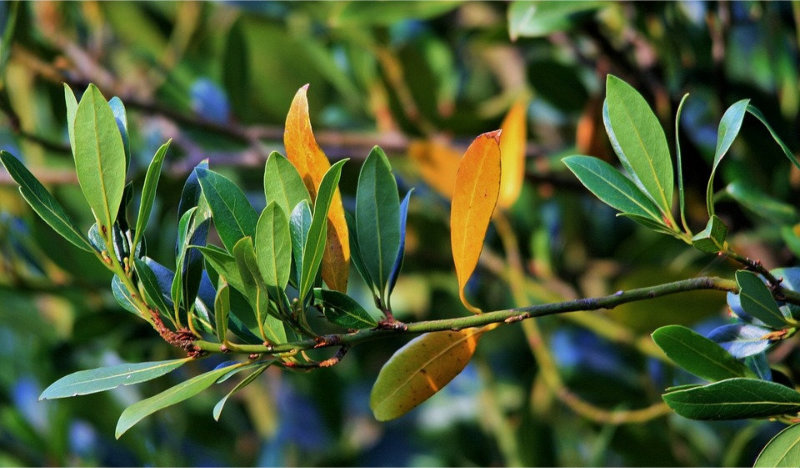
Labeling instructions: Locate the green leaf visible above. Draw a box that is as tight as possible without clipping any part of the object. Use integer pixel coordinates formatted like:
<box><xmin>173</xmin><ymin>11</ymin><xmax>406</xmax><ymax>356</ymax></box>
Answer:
<box><xmin>562</xmin><ymin>155</ymin><xmax>663</xmax><ymax>221</ymax></box>
<box><xmin>370</xmin><ymin>328</ymin><xmax>484</xmax><ymax>421</ymax></box>
<box><xmin>0</xmin><ymin>151</ymin><xmax>93</xmax><ymax>252</ymax></box>
<box><xmin>195</xmin><ymin>244</ymin><xmax>247</xmax><ymax>294</ymax></box>
<box><xmin>618</xmin><ymin>213</ymin><xmax>676</xmax><ymax>235</ymax></box>
<box><xmin>74</xmin><ymin>84</ymin><xmax>127</xmax><ymax>230</ymax></box>
<box><xmin>263</xmin><ymin>152</ymin><xmax>310</xmax><ymax>217</ymax></box>
<box><xmin>213</xmin><ymin>364</ymin><xmax>269</xmax><ymax>421</ymax></box>
<box><xmin>604</xmin><ymin>75</ymin><xmax>674</xmax><ymax>215</ymax></box>
<box><xmin>289</xmin><ymin>200</ymin><xmax>312</xmax><ymax>288</ymax></box>
<box><xmin>508</xmin><ymin>1</ymin><xmax>604</xmax><ymax>40</ymax></box>
<box><xmin>755</xmin><ymin>423</ymin><xmax>800</xmax><ymax>467</ymax></box>
<box><xmin>736</xmin><ymin>270</ymin><xmax>788</xmax><ymax>329</ymax></box>
<box><xmin>662</xmin><ymin>378</ymin><xmax>800</xmax><ymax>420</ymax></box>
<box><xmin>134</xmin><ymin>257</ymin><xmax>172</xmax><ymax>317</ymax></box>
<box><xmin>651</xmin><ymin>325</ymin><xmax>751</xmax><ymax>382</ymax></box>
<box><xmin>214</xmin><ymin>278</ymin><xmax>230</xmax><ymax>343</ymax></box>
<box><xmin>116</xmin><ymin>363</ymin><xmax>243</xmax><ymax>438</ymax></box>
<box><xmin>64</xmin><ymin>84</ymin><xmax>78</xmax><ymax>155</ymax></box>
<box><xmin>232</xmin><ymin>237</ymin><xmax>259</xmax><ymax>298</ymax></box>
<box><xmin>314</xmin><ymin>288</ymin><xmax>379</xmax><ymax>329</ymax></box>
<box><xmin>196</xmin><ymin>167</ymin><xmax>257</xmax><ymax>252</ymax></box>
<box><xmin>40</xmin><ymin>358</ymin><xmax>190</xmax><ymax>400</ymax></box>
<box><xmin>108</xmin><ymin>96</ymin><xmax>131</xmax><ymax>169</ymax></box>
<box><xmin>707</xmin><ymin>99</ymin><xmax>749</xmax><ymax>217</ymax></box>
<box><xmin>172</xmin><ymin>208</ymin><xmax>198</xmax><ymax>308</ymax></box>
<box><xmin>691</xmin><ymin>215</ymin><xmax>728</xmax><ymax>254</ymax></box>
<box><xmin>112</xmin><ymin>275</ymin><xmax>141</xmax><ymax>317</ymax></box>
<box><xmin>388</xmin><ymin>189</ymin><xmax>413</xmax><ymax>299</ymax></box>
<box><xmin>256</xmin><ymin>287</ymin><xmax>287</xmax><ymax>345</ymax></box>
<box><xmin>356</xmin><ymin>146</ymin><xmax>401</xmax><ymax>297</ymax></box>
<box><xmin>724</xmin><ymin>181</ymin><xmax>798</xmax><ymax>225</ymax></box>
<box><xmin>300</xmin><ymin>159</ymin><xmax>347</xmax><ymax>300</ymax></box>
<box><xmin>222</xmin><ymin>18</ymin><xmax>250</xmax><ymax>118</ymax></box>
<box><xmin>178</xmin><ymin>160</ymin><xmax>208</xmax><ymax>221</ymax></box>
<box><xmin>255</xmin><ymin>202</ymin><xmax>292</xmax><ymax>290</ymax></box>
<box><xmin>346</xmin><ymin>211</ymin><xmax>375</xmax><ymax>293</ymax></box>
<box><xmin>674</xmin><ymin>93</ymin><xmax>689</xmax><ymax>233</ymax></box>
<box><xmin>133</xmin><ymin>140</ymin><xmax>171</xmax><ymax>251</ymax></box>
<box><xmin>747</xmin><ymin>104</ymin><xmax>800</xmax><ymax>171</ymax></box>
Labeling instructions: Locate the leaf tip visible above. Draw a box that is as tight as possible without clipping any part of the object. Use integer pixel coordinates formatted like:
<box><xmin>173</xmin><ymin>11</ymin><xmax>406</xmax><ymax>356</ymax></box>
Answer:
<box><xmin>482</xmin><ymin>129</ymin><xmax>502</xmax><ymax>144</ymax></box>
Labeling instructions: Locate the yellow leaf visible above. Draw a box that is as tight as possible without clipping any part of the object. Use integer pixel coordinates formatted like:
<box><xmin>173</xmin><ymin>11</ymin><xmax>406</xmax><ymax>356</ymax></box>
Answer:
<box><xmin>370</xmin><ymin>328</ymin><xmax>484</xmax><ymax>421</ymax></box>
<box><xmin>408</xmin><ymin>138</ymin><xmax>461</xmax><ymax>199</ymax></box>
<box><xmin>284</xmin><ymin>85</ymin><xmax>350</xmax><ymax>292</ymax></box>
<box><xmin>451</xmin><ymin>130</ymin><xmax>502</xmax><ymax>313</ymax></box>
<box><xmin>497</xmin><ymin>100</ymin><xmax>528</xmax><ymax>209</ymax></box>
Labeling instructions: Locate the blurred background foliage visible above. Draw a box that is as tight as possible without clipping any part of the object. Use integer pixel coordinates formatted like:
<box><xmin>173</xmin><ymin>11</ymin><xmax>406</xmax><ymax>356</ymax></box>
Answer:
<box><xmin>1</xmin><ymin>1</ymin><xmax>800</xmax><ymax>466</ymax></box>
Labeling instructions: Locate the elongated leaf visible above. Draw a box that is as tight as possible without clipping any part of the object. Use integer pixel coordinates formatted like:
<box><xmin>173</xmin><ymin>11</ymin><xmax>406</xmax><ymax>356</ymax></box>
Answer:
<box><xmin>64</xmin><ymin>84</ymin><xmax>78</xmax><ymax>155</ymax></box>
<box><xmin>707</xmin><ymin>323</ymin><xmax>773</xmax><ymax>359</ymax></box>
<box><xmin>134</xmin><ymin>258</ymin><xmax>172</xmax><ymax>317</ymax></box>
<box><xmin>0</xmin><ymin>151</ymin><xmax>93</xmax><ymax>252</ymax></box>
<box><xmin>675</xmin><ymin>93</ymin><xmax>689</xmax><ymax>233</ymax></box>
<box><xmin>451</xmin><ymin>131</ymin><xmax>501</xmax><ymax>313</ymax></box>
<box><xmin>604</xmin><ymin>75</ymin><xmax>673</xmax><ymax>215</ymax></box>
<box><xmin>724</xmin><ymin>181</ymin><xmax>798</xmax><ymax>225</ymax></box>
<box><xmin>387</xmin><ymin>189</ymin><xmax>413</xmax><ymax>298</ymax></box>
<box><xmin>196</xmin><ymin>167</ymin><xmax>257</xmax><ymax>252</ymax></box>
<box><xmin>74</xmin><ymin>84</ymin><xmax>127</xmax><ymax>230</ymax></box>
<box><xmin>707</xmin><ymin>99</ymin><xmax>749</xmax><ymax>217</ymax></box>
<box><xmin>213</xmin><ymin>364</ymin><xmax>269</xmax><ymax>421</ymax></box>
<box><xmin>112</xmin><ymin>275</ymin><xmax>140</xmax><ymax>317</ymax></box>
<box><xmin>651</xmin><ymin>325</ymin><xmax>751</xmax><ymax>381</ymax></box>
<box><xmin>196</xmin><ymin>244</ymin><xmax>246</xmax><ymax>294</ymax></box>
<box><xmin>289</xmin><ymin>200</ymin><xmax>313</xmax><ymax>288</ymax></box>
<box><xmin>346</xmin><ymin>210</ymin><xmax>375</xmax><ymax>292</ymax></box>
<box><xmin>284</xmin><ymin>85</ymin><xmax>349</xmax><ymax>292</ymax></box>
<box><xmin>263</xmin><ymin>152</ymin><xmax>311</xmax><ymax>216</ymax></box>
<box><xmin>133</xmin><ymin>140</ymin><xmax>171</xmax><ymax>250</ymax></box>
<box><xmin>736</xmin><ymin>271</ymin><xmax>788</xmax><ymax>329</ymax></box>
<box><xmin>41</xmin><ymin>358</ymin><xmax>190</xmax><ymax>400</ymax></box>
<box><xmin>370</xmin><ymin>328</ymin><xmax>484</xmax><ymax>421</ymax></box>
<box><xmin>508</xmin><ymin>0</ymin><xmax>604</xmax><ymax>40</ymax></box>
<box><xmin>300</xmin><ymin>159</ymin><xmax>347</xmax><ymax>300</ymax></box>
<box><xmin>755</xmin><ymin>423</ymin><xmax>800</xmax><ymax>467</ymax></box>
<box><xmin>662</xmin><ymin>378</ymin><xmax>800</xmax><ymax>420</ymax></box>
<box><xmin>108</xmin><ymin>96</ymin><xmax>131</xmax><ymax>169</ymax></box>
<box><xmin>255</xmin><ymin>202</ymin><xmax>292</xmax><ymax>289</ymax></box>
<box><xmin>563</xmin><ymin>155</ymin><xmax>662</xmax><ymax>221</ymax></box>
<box><xmin>256</xmin><ymin>286</ymin><xmax>287</xmax><ymax>344</ymax></box>
<box><xmin>356</xmin><ymin>146</ymin><xmax>400</xmax><ymax>297</ymax></box>
<box><xmin>408</xmin><ymin>139</ymin><xmax>461</xmax><ymax>199</ymax></box>
<box><xmin>181</xmin><ymin>215</ymin><xmax>210</xmax><ymax>312</ymax></box>
<box><xmin>178</xmin><ymin>160</ymin><xmax>208</xmax><ymax>222</ymax></box>
<box><xmin>497</xmin><ymin>100</ymin><xmax>527</xmax><ymax>208</ymax></box>
<box><xmin>314</xmin><ymin>288</ymin><xmax>379</xmax><ymax>329</ymax></box>
<box><xmin>116</xmin><ymin>363</ymin><xmax>242</xmax><ymax>438</ymax></box>
<box><xmin>747</xmin><ymin>104</ymin><xmax>800</xmax><ymax>170</ymax></box>
<box><xmin>232</xmin><ymin>237</ymin><xmax>259</xmax><ymax>299</ymax></box>
<box><xmin>214</xmin><ymin>279</ymin><xmax>230</xmax><ymax>343</ymax></box>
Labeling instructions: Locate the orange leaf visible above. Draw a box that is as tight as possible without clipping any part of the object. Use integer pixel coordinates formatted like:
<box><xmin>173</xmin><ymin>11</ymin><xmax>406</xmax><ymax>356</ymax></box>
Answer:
<box><xmin>450</xmin><ymin>130</ymin><xmax>502</xmax><ymax>313</ymax></box>
<box><xmin>284</xmin><ymin>85</ymin><xmax>350</xmax><ymax>292</ymax></box>
<box><xmin>498</xmin><ymin>100</ymin><xmax>528</xmax><ymax>209</ymax></box>
<box><xmin>408</xmin><ymin>138</ymin><xmax>461</xmax><ymax>199</ymax></box>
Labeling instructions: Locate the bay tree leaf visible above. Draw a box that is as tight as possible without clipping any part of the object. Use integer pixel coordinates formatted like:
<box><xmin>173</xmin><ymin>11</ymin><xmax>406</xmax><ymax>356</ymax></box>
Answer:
<box><xmin>255</xmin><ymin>202</ymin><xmax>292</xmax><ymax>290</ymax></box>
<box><xmin>450</xmin><ymin>130</ymin><xmax>502</xmax><ymax>313</ymax></box>
<box><xmin>604</xmin><ymin>75</ymin><xmax>673</xmax><ymax>217</ymax></box>
<box><xmin>177</xmin><ymin>160</ymin><xmax>208</xmax><ymax>222</ymax></box>
<box><xmin>674</xmin><ymin>93</ymin><xmax>689</xmax><ymax>232</ymax></box>
<box><xmin>134</xmin><ymin>258</ymin><xmax>172</xmax><ymax>317</ymax></box>
<box><xmin>74</xmin><ymin>84</ymin><xmax>127</xmax><ymax>230</ymax></box>
<box><xmin>662</xmin><ymin>378</ymin><xmax>800</xmax><ymax>420</ymax></box>
<box><xmin>314</xmin><ymin>288</ymin><xmax>379</xmax><ymax>329</ymax></box>
<box><xmin>707</xmin><ymin>323</ymin><xmax>773</xmax><ymax>359</ymax></box>
<box><xmin>707</xmin><ymin>99</ymin><xmax>749</xmax><ymax>217</ymax></box>
<box><xmin>755</xmin><ymin>423</ymin><xmax>800</xmax><ymax>467</ymax></box>
<box><xmin>408</xmin><ymin>139</ymin><xmax>461</xmax><ymax>199</ymax></box>
<box><xmin>736</xmin><ymin>270</ymin><xmax>788</xmax><ymax>329</ymax></box>
<box><xmin>508</xmin><ymin>0</ymin><xmax>604</xmax><ymax>40</ymax></box>
<box><xmin>64</xmin><ymin>84</ymin><xmax>78</xmax><ymax>155</ymax></box>
<box><xmin>196</xmin><ymin>167</ymin><xmax>258</xmax><ymax>252</ymax></box>
<box><xmin>387</xmin><ymin>189</ymin><xmax>414</xmax><ymax>299</ymax></box>
<box><xmin>356</xmin><ymin>146</ymin><xmax>400</xmax><ymax>298</ymax></box>
<box><xmin>651</xmin><ymin>325</ymin><xmax>751</xmax><ymax>381</ymax></box>
<box><xmin>116</xmin><ymin>362</ymin><xmax>243</xmax><ymax>438</ymax></box>
<box><xmin>724</xmin><ymin>181</ymin><xmax>798</xmax><ymax>225</ymax></box>
<box><xmin>289</xmin><ymin>200</ymin><xmax>313</xmax><ymax>288</ymax></box>
<box><xmin>112</xmin><ymin>275</ymin><xmax>141</xmax><ymax>317</ymax></box>
<box><xmin>40</xmin><ymin>358</ymin><xmax>191</xmax><ymax>400</ymax></box>
<box><xmin>108</xmin><ymin>96</ymin><xmax>131</xmax><ymax>169</ymax></box>
<box><xmin>213</xmin><ymin>364</ymin><xmax>269</xmax><ymax>421</ymax></box>
<box><xmin>263</xmin><ymin>152</ymin><xmax>311</xmax><ymax>217</ymax></box>
<box><xmin>747</xmin><ymin>104</ymin><xmax>800</xmax><ymax>171</ymax></box>
<box><xmin>195</xmin><ymin>244</ymin><xmax>246</xmax><ymax>294</ymax></box>
<box><xmin>562</xmin><ymin>155</ymin><xmax>662</xmax><ymax>221</ymax></box>
<box><xmin>214</xmin><ymin>278</ymin><xmax>230</xmax><ymax>343</ymax></box>
<box><xmin>345</xmin><ymin>210</ymin><xmax>375</xmax><ymax>293</ymax></box>
<box><xmin>370</xmin><ymin>328</ymin><xmax>485</xmax><ymax>421</ymax></box>
<box><xmin>497</xmin><ymin>99</ymin><xmax>528</xmax><ymax>209</ymax></box>
<box><xmin>284</xmin><ymin>85</ymin><xmax>349</xmax><ymax>292</ymax></box>
<box><xmin>133</xmin><ymin>140</ymin><xmax>171</xmax><ymax>251</ymax></box>
<box><xmin>0</xmin><ymin>151</ymin><xmax>93</xmax><ymax>252</ymax></box>
<box><xmin>256</xmin><ymin>286</ymin><xmax>287</xmax><ymax>344</ymax></box>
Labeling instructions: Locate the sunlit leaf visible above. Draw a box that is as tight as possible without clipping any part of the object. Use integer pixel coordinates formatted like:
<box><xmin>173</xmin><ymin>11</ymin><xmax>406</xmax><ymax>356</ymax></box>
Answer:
<box><xmin>213</xmin><ymin>364</ymin><xmax>269</xmax><ymax>421</ymax></box>
<box><xmin>408</xmin><ymin>139</ymin><xmax>460</xmax><ymax>199</ymax></box>
<box><xmin>255</xmin><ymin>202</ymin><xmax>292</xmax><ymax>289</ymax></box>
<box><xmin>736</xmin><ymin>271</ymin><xmax>788</xmax><ymax>329</ymax></box>
<box><xmin>289</xmin><ymin>200</ymin><xmax>313</xmax><ymax>288</ymax></box>
<box><xmin>112</xmin><ymin>275</ymin><xmax>140</xmax><ymax>317</ymax></box>
<box><xmin>755</xmin><ymin>423</ymin><xmax>800</xmax><ymax>467</ymax></box>
<box><xmin>497</xmin><ymin>100</ymin><xmax>527</xmax><ymax>209</ymax></box>
<box><xmin>214</xmin><ymin>278</ymin><xmax>230</xmax><ymax>343</ymax></box>
<box><xmin>40</xmin><ymin>358</ymin><xmax>191</xmax><ymax>400</ymax></box>
<box><xmin>451</xmin><ymin>131</ymin><xmax>501</xmax><ymax>313</ymax></box>
<box><xmin>284</xmin><ymin>85</ymin><xmax>349</xmax><ymax>292</ymax></box>
<box><xmin>64</xmin><ymin>84</ymin><xmax>78</xmax><ymax>155</ymax></box>
<box><xmin>196</xmin><ymin>167</ymin><xmax>258</xmax><ymax>252</ymax></box>
<box><xmin>263</xmin><ymin>152</ymin><xmax>311</xmax><ymax>217</ymax></box>
<box><xmin>108</xmin><ymin>96</ymin><xmax>131</xmax><ymax>169</ymax></box>
<box><xmin>133</xmin><ymin>140</ymin><xmax>171</xmax><ymax>251</ymax></box>
<box><xmin>508</xmin><ymin>0</ymin><xmax>604</xmax><ymax>40</ymax></box>
<box><xmin>706</xmin><ymin>99</ymin><xmax>749</xmax><ymax>217</ymax></box>
<box><xmin>707</xmin><ymin>323</ymin><xmax>773</xmax><ymax>359</ymax></box>
<box><xmin>651</xmin><ymin>325</ymin><xmax>751</xmax><ymax>382</ymax></box>
<box><xmin>195</xmin><ymin>244</ymin><xmax>246</xmax><ymax>295</ymax></box>
<box><xmin>663</xmin><ymin>378</ymin><xmax>800</xmax><ymax>420</ymax></box>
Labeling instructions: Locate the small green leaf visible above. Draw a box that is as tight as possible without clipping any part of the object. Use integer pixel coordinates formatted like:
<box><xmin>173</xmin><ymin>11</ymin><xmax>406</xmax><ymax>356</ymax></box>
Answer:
<box><xmin>605</xmin><ymin>75</ymin><xmax>673</xmax><ymax>216</ymax></box>
<box><xmin>651</xmin><ymin>325</ymin><xmax>751</xmax><ymax>382</ymax></box>
<box><xmin>508</xmin><ymin>1</ymin><xmax>604</xmax><ymax>40</ymax></box>
<box><xmin>74</xmin><ymin>84</ymin><xmax>127</xmax><ymax>230</ymax></box>
<box><xmin>133</xmin><ymin>140</ymin><xmax>171</xmax><ymax>251</ymax></box>
<box><xmin>40</xmin><ymin>358</ymin><xmax>190</xmax><ymax>400</ymax></box>
<box><xmin>707</xmin><ymin>99</ymin><xmax>749</xmax><ymax>217</ymax></box>
<box><xmin>356</xmin><ymin>147</ymin><xmax>401</xmax><ymax>298</ymax></box>
<box><xmin>213</xmin><ymin>364</ymin><xmax>269</xmax><ymax>421</ymax></box>
<box><xmin>255</xmin><ymin>202</ymin><xmax>292</xmax><ymax>290</ymax></box>
<box><xmin>314</xmin><ymin>288</ymin><xmax>379</xmax><ymax>329</ymax></box>
<box><xmin>134</xmin><ymin>257</ymin><xmax>172</xmax><ymax>317</ymax></box>
<box><xmin>263</xmin><ymin>152</ymin><xmax>311</xmax><ymax>216</ymax></box>
<box><xmin>691</xmin><ymin>215</ymin><xmax>728</xmax><ymax>253</ymax></box>
<box><xmin>64</xmin><ymin>84</ymin><xmax>78</xmax><ymax>155</ymax></box>
<box><xmin>0</xmin><ymin>151</ymin><xmax>93</xmax><ymax>252</ymax></box>
<box><xmin>214</xmin><ymin>278</ymin><xmax>230</xmax><ymax>343</ymax></box>
<box><xmin>112</xmin><ymin>275</ymin><xmax>141</xmax><ymax>317</ymax></box>
<box><xmin>195</xmin><ymin>244</ymin><xmax>246</xmax><ymax>295</ymax></box>
<box><xmin>196</xmin><ymin>167</ymin><xmax>258</xmax><ymax>252</ymax></box>
<box><xmin>108</xmin><ymin>96</ymin><xmax>131</xmax><ymax>169</ymax></box>
<box><xmin>346</xmin><ymin>211</ymin><xmax>375</xmax><ymax>292</ymax></box>
<box><xmin>662</xmin><ymin>378</ymin><xmax>800</xmax><ymax>420</ymax></box>
<box><xmin>116</xmin><ymin>363</ymin><xmax>243</xmax><ymax>438</ymax></box>
<box><xmin>289</xmin><ymin>200</ymin><xmax>312</xmax><ymax>288</ymax></box>
<box><xmin>674</xmin><ymin>93</ymin><xmax>690</xmax><ymax>233</ymax></box>
<box><xmin>736</xmin><ymin>270</ymin><xmax>788</xmax><ymax>329</ymax></box>
<box><xmin>300</xmin><ymin>159</ymin><xmax>347</xmax><ymax>299</ymax></box>
<box><xmin>747</xmin><ymin>104</ymin><xmax>800</xmax><ymax>171</ymax></box>
<box><xmin>755</xmin><ymin>423</ymin><xmax>800</xmax><ymax>467</ymax></box>
<box><xmin>562</xmin><ymin>155</ymin><xmax>663</xmax><ymax>221</ymax></box>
